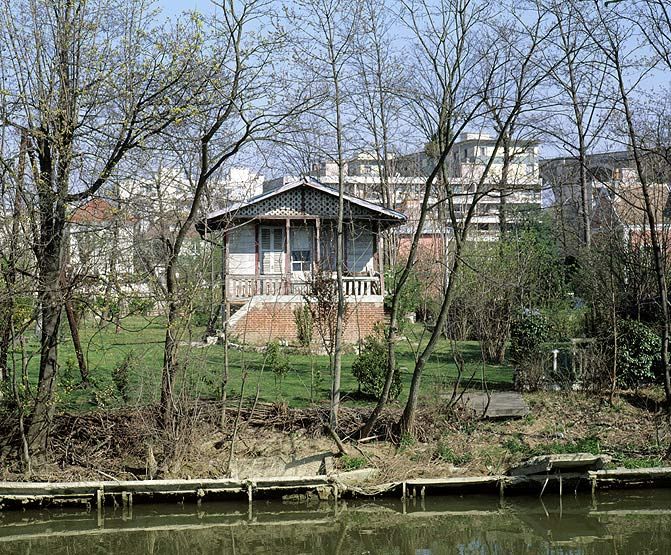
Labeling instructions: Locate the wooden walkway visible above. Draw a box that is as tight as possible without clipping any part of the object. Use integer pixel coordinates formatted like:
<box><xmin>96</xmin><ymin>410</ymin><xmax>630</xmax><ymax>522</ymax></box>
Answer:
<box><xmin>459</xmin><ymin>391</ymin><xmax>530</xmax><ymax>418</ymax></box>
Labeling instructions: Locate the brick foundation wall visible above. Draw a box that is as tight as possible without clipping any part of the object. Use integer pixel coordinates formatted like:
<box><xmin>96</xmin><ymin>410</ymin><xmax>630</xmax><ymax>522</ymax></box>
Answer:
<box><xmin>229</xmin><ymin>297</ymin><xmax>385</xmax><ymax>345</ymax></box>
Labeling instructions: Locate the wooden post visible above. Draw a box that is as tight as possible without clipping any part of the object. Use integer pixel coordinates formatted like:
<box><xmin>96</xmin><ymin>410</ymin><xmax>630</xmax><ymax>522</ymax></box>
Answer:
<box><xmin>285</xmin><ymin>218</ymin><xmax>291</xmax><ymax>294</ymax></box>
<box><xmin>377</xmin><ymin>222</ymin><xmax>385</xmax><ymax>295</ymax></box>
<box><xmin>96</xmin><ymin>487</ymin><xmax>104</xmax><ymax>527</ymax></box>
<box><xmin>315</xmin><ymin>217</ymin><xmax>321</xmax><ymax>269</ymax></box>
<box><xmin>221</xmin><ymin>232</ymin><xmax>229</xmax><ymax>327</ymax></box>
<box><xmin>254</xmin><ymin>223</ymin><xmax>260</xmax><ymax>295</ymax></box>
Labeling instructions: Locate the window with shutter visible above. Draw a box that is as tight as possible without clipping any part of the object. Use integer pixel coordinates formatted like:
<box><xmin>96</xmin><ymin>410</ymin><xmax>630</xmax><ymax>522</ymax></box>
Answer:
<box><xmin>290</xmin><ymin>226</ymin><xmax>313</xmax><ymax>272</ymax></box>
<box><xmin>260</xmin><ymin>226</ymin><xmax>284</xmax><ymax>274</ymax></box>
<box><xmin>347</xmin><ymin>228</ymin><xmax>373</xmax><ymax>273</ymax></box>
<box><xmin>319</xmin><ymin>223</ymin><xmax>336</xmax><ymax>271</ymax></box>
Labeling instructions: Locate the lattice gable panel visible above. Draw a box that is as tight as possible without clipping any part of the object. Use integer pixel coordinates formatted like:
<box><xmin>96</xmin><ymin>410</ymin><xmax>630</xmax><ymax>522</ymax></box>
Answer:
<box><xmin>234</xmin><ymin>187</ymin><xmax>379</xmax><ymax>219</ymax></box>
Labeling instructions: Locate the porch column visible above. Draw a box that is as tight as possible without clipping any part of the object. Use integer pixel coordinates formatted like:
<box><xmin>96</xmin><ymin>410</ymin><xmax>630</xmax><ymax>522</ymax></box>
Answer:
<box><xmin>221</xmin><ymin>231</ymin><xmax>230</xmax><ymax>327</ymax></box>
<box><xmin>315</xmin><ymin>217</ymin><xmax>321</xmax><ymax>270</ymax></box>
<box><xmin>254</xmin><ymin>222</ymin><xmax>260</xmax><ymax>295</ymax></box>
<box><xmin>285</xmin><ymin>218</ymin><xmax>291</xmax><ymax>295</ymax></box>
<box><xmin>377</xmin><ymin>221</ymin><xmax>385</xmax><ymax>296</ymax></box>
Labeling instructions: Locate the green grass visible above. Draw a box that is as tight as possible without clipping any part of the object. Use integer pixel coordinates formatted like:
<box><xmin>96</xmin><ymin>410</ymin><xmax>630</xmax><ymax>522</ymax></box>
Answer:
<box><xmin>339</xmin><ymin>455</ymin><xmax>368</xmax><ymax>471</ymax></box>
<box><xmin>617</xmin><ymin>456</ymin><xmax>664</xmax><ymax>469</ymax></box>
<box><xmin>16</xmin><ymin>317</ymin><xmax>514</xmax><ymax>412</ymax></box>
<box><xmin>529</xmin><ymin>437</ymin><xmax>601</xmax><ymax>457</ymax></box>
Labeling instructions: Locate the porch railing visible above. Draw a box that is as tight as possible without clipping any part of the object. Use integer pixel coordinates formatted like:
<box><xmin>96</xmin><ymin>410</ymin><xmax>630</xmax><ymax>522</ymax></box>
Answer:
<box><xmin>226</xmin><ymin>274</ymin><xmax>381</xmax><ymax>300</ymax></box>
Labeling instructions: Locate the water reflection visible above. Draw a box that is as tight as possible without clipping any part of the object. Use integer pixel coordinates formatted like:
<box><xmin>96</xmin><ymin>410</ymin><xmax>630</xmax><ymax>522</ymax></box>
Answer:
<box><xmin>1</xmin><ymin>490</ymin><xmax>670</xmax><ymax>554</ymax></box>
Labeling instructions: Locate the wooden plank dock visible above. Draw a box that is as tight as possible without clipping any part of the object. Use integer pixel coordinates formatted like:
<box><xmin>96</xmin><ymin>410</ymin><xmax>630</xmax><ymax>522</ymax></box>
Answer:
<box><xmin>459</xmin><ymin>392</ymin><xmax>530</xmax><ymax>418</ymax></box>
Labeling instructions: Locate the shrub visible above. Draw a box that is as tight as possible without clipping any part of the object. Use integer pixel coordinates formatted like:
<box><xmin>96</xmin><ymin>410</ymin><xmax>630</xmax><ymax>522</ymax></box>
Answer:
<box><xmin>192</xmin><ymin>307</ymin><xmax>211</xmax><ymax>328</ymax></box>
<box><xmin>263</xmin><ymin>341</ymin><xmax>291</xmax><ymax>387</ymax></box>
<box><xmin>340</xmin><ymin>455</ymin><xmax>367</xmax><ymax>471</ymax></box>
<box><xmin>351</xmin><ymin>331</ymin><xmax>401</xmax><ymax>401</ymax></box>
<box><xmin>510</xmin><ymin>310</ymin><xmax>550</xmax><ymax>391</ymax></box>
<box><xmin>59</xmin><ymin>358</ymin><xmax>80</xmax><ymax>393</ymax></box>
<box><xmin>112</xmin><ymin>352</ymin><xmax>136</xmax><ymax>403</ymax></box>
<box><xmin>293</xmin><ymin>304</ymin><xmax>313</xmax><ymax>348</ymax></box>
<box><xmin>616</xmin><ymin>320</ymin><xmax>660</xmax><ymax>387</ymax></box>
<box><xmin>128</xmin><ymin>296</ymin><xmax>155</xmax><ymax>317</ymax></box>
<box><xmin>510</xmin><ymin>309</ymin><xmax>549</xmax><ymax>363</ymax></box>
<box><xmin>384</xmin><ymin>267</ymin><xmax>432</xmax><ymax>327</ymax></box>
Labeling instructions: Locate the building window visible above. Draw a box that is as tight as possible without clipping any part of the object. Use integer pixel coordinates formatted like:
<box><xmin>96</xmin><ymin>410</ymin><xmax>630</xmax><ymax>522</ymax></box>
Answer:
<box><xmin>291</xmin><ymin>249</ymin><xmax>311</xmax><ymax>272</ymax></box>
<box><xmin>290</xmin><ymin>226</ymin><xmax>313</xmax><ymax>272</ymax></box>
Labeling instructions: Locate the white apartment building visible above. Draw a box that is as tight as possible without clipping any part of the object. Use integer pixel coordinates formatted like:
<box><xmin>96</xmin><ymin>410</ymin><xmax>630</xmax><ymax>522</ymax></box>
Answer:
<box><xmin>391</xmin><ymin>133</ymin><xmax>542</xmax><ymax>240</ymax></box>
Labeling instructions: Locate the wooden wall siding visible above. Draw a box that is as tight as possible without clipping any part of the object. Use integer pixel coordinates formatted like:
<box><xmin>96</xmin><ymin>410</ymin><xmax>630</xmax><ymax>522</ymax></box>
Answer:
<box><xmin>227</xmin><ymin>221</ymin><xmax>377</xmax><ymax>276</ymax></box>
<box><xmin>227</xmin><ymin>225</ymin><xmax>256</xmax><ymax>274</ymax></box>
<box><xmin>233</xmin><ymin>188</ymin><xmax>378</xmax><ymax>219</ymax></box>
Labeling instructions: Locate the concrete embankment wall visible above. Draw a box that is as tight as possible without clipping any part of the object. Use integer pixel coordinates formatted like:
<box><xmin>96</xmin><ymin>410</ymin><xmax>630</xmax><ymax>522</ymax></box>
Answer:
<box><xmin>2</xmin><ymin>467</ymin><xmax>671</xmax><ymax>511</ymax></box>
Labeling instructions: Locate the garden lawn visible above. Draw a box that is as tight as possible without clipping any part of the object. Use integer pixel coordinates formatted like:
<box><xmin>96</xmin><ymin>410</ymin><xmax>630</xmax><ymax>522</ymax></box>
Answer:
<box><xmin>18</xmin><ymin>317</ymin><xmax>514</xmax><ymax>412</ymax></box>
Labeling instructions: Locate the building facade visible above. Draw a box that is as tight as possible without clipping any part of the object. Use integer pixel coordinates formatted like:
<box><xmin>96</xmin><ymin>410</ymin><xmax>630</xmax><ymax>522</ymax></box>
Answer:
<box><xmin>198</xmin><ymin>177</ymin><xmax>406</xmax><ymax>345</ymax></box>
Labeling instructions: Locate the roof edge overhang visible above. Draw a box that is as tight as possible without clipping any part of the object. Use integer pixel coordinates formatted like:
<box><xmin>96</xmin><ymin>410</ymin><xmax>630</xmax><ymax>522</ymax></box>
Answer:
<box><xmin>196</xmin><ymin>177</ymin><xmax>407</xmax><ymax>236</ymax></box>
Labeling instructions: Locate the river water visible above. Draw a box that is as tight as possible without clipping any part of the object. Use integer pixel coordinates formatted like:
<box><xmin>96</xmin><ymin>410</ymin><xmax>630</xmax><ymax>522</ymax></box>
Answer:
<box><xmin>1</xmin><ymin>489</ymin><xmax>670</xmax><ymax>554</ymax></box>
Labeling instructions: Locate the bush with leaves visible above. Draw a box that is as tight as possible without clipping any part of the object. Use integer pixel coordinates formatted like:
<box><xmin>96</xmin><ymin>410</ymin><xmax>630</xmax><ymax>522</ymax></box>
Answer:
<box><xmin>263</xmin><ymin>341</ymin><xmax>291</xmax><ymax>388</ymax></box>
<box><xmin>384</xmin><ymin>266</ymin><xmax>434</xmax><ymax>327</ymax></box>
<box><xmin>112</xmin><ymin>352</ymin><xmax>136</xmax><ymax>403</ymax></box>
<box><xmin>351</xmin><ymin>330</ymin><xmax>401</xmax><ymax>401</ymax></box>
<box><xmin>510</xmin><ymin>310</ymin><xmax>549</xmax><ymax>364</ymax></box>
<box><xmin>293</xmin><ymin>304</ymin><xmax>313</xmax><ymax>348</ymax></box>
<box><xmin>616</xmin><ymin>320</ymin><xmax>660</xmax><ymax>387</ymax></box>
<box><xmin>510</xmin><ymin>310</ymin><xmax>550</xmax><ymax>391</ymax></box>
<box><xmin>128</xmin><ymin>296</ymin><xmax>155</xmax><ymax>317</ymax></box>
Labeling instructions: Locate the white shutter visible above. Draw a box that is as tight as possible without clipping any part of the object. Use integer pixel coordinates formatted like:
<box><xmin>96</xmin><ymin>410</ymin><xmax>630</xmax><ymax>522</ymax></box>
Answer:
<box><xmin>260</xmin><ymin>226</ymin><xmax>284</xmax><ymax>274</ymax></box>
<box><xmin>261</xmin><ymin>228</ymin><xmax>272</xmax><ymax>274</ymax></box>
<box><xmin>272</xmin><ymin>228</ymin><xmax>284</xmax><ymax>273</ymax></box>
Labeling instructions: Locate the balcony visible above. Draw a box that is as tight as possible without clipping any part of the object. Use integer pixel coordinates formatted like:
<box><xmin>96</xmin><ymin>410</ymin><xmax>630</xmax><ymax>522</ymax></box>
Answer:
<box><xmin>226</xmin><ymin>274</ymin><xmax>382</xmax><ymax>301</ymax></box>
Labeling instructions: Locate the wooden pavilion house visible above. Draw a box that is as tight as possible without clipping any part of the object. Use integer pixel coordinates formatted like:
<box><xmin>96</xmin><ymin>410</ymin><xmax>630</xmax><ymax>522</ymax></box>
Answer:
<box><xmin>197</xmin><ymin>177</ymin><xmax>406</xmax><ymax>344</ymax></box>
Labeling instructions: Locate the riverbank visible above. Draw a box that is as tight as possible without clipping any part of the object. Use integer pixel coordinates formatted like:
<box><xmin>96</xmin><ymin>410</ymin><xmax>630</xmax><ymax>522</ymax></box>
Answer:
<box><xmin>1</xmin><ymin>390</ymin><xmax>669</xmax><ymax>489</ymax></box>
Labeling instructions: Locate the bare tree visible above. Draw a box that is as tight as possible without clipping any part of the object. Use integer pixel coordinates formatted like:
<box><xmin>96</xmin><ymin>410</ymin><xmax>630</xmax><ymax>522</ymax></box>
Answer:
<box><xmin>288</xmin><ymin>0</ymin><xmax>360</xmax><ymax>428</ymax></box>
<box><xmin>0</xmin><ymin>0</ymin><xmax>202</xmax><ymax>458</ymax></box>
<box><xmin>361</xmin><ymin>0</ymin><xmax>496</xmax><ymax>437</ymax></box>
<box><xmin>585</xmin><ymin>0</ymin><xmax>671</xmax><ymax>403</ymax></box>
<box><xmin>362</xmin><ymin>0</ymin><xmax>553</xmax><ymax>436</ymax></box>
<box><xmin>157</xmin><ymin>0</ymin><xmax>309</xmax><ymax>429</ymax></box>
<box><xmin>351</xmin><ymin>0</ymin><xmax>406</xmax><ymax>209</ymax></box>
<box><xmin>539</xmin><ymin>0</ymin><xmax>613</xmax><ymax>251</ymax></box>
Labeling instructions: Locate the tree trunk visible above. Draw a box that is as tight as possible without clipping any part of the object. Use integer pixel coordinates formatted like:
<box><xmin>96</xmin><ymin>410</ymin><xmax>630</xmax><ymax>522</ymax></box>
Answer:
<box><xmin>27</xmin><ymin>178</ymin><xmax>67</xmax><ymax>459</ymax></box>
<box><xmin>605</xmin><ymin>30</ymin><xmax>671</xmax><ymax>404</ymax></box>
<box><xmin>398</xmin><ymin>247</ymin><xmax>464</xmax><ymax>435</ymax></box>
<box><xmin>27</xmin><ymin>262</ymin><xmax>63</xmax><ymax>457</ymax></box>
<box><xmin>161</xmin><ymin>256</ymin><xmax>179</xmax><ymax>429</ymax></box>
<box><xmin>330</xmin><ymin>37</ymin><xmax>346</xmax><ymax>430</ymax></box>
<box><xmin>64</xmin><ymin>297</ymin><xmax>89</xmax><ymax>386</ymax></box>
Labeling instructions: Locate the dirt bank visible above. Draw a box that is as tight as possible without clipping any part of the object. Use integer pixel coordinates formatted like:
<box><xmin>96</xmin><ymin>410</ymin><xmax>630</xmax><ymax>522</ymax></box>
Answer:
<box><xmin>1</xmin><ymin>390</ymin><xmax>669</xmax><ymax>483</ymax></box>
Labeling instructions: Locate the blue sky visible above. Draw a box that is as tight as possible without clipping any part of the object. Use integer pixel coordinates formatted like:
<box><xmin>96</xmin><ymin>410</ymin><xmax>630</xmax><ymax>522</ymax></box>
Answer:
<box><xmin>157</xmin><ymin>0</ymin><xmax>212</xmax><ymax>17</ymax></box>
